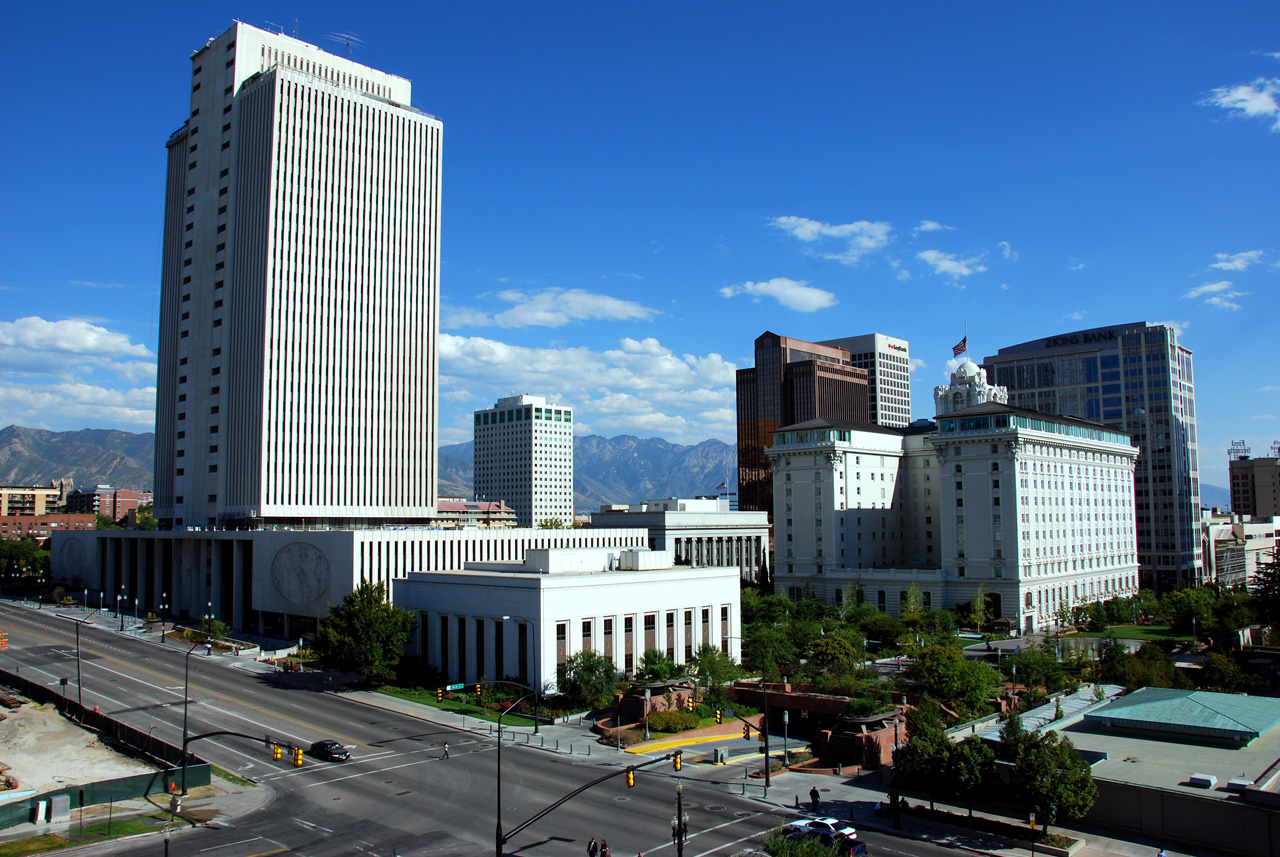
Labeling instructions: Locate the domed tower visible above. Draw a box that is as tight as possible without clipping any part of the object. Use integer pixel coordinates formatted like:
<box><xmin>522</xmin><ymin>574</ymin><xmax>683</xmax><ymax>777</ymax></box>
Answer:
<box><xmin>933</xmin><ymin>360</ymin><xmax>1008</xmax><ymax>417</ymax></box>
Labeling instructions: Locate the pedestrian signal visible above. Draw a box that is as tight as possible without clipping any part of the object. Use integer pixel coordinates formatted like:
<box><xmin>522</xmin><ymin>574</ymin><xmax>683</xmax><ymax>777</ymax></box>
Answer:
<box><xmin>436</xmin><ymin>688</ymin><xmax>443</xmax><ymax>702</ymax></box>
<box><xmin>293</xmin><ymin>746</ymin><xmax>303</xmax><ymax>767</ymax></box>
<box><xmin>715</xmin><ymin>708</ymin><xmax>723</xmax><ymax>724</ymax></box>
<box><xmin>272</xmin><ymin>743</ymin><xmax>281</xmax><ymax>761</ymax></box>
<box><xmin>673</xmin><ymin>751</ymin><xmax>682</xmax><ymax>772</ymax></box>
<box><xmin>625</xmin><ymin>767</ymin><xmax>635</xmax><ymax>788</ymax></box>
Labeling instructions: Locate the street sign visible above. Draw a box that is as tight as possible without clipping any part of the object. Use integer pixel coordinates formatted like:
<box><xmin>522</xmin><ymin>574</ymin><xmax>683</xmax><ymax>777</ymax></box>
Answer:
<box><xmin>446</xmin><ymin>683</ymin><xmax>465</xmax><ymax>691</ymax></box>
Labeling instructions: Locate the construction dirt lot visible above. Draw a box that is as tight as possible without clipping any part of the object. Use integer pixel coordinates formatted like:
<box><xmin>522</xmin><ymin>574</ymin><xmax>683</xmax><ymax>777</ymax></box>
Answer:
<box><xmin>0</xmin><ymin>701</ymin><xmax>156</xmax><ymax>794</ymax></box>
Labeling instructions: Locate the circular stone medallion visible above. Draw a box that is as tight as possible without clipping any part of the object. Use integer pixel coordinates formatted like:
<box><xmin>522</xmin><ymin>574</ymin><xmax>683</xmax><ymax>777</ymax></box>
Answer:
<box><xmin>270</xmin><ymin>542</ymin><xmax>331</xmax><ymax>604</ymax></box>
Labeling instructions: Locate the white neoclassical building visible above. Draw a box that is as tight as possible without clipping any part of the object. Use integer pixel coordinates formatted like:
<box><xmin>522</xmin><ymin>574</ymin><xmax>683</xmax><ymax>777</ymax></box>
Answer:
<box><xmin>768</xmin><ymin>360</ymin><xmax>1140</xmax><ymax>633</ymax></box>
<box><xmin>393</xmin><ymin>547</ymin><xmax>741</xmax><ymax>690</ymax></box>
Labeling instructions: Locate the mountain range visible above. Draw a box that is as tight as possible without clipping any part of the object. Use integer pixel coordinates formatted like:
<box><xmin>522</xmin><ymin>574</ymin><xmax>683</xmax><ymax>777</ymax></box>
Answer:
<box><xmin>0</xmin><ymin>425</ymin><xmax>737</xmax><ymax>508</ymax></box>
<box><xmin>0</xmin><ymin>424</ymin><xmax>1231</xmax><ymax>514</ymax></box>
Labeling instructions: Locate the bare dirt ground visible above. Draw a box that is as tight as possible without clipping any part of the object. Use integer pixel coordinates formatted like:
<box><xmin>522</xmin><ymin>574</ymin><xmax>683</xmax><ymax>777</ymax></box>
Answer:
<box><xmin>0</xmin><ymin>702</ymin><xmax>155</xmax><ymax>794</ymax></box>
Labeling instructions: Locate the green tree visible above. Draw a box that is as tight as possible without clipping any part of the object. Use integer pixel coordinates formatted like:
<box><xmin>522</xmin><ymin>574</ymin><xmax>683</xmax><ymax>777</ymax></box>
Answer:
<box><xmin>557</xmin><ymin>649</ymin><xmax>619</xmax><ymax>707</ymax></box>
<box><xmin>133</xmin><ymin>503</ymin><xmax>158</xmax><ymax>531</ymax></box>
<box><xmin>536</xmin><ymin>518</ymin><xmax>565</xmax><ymax>529</ymax></box>
<box><xmin>314</xmin><ymin>581</ymin><xmax>416</xmax><ymax>684</ymax></box>
<box><xmin>762</xmin><ymin>823</ymin><xmax>842</xmax><ymax>857</ymax></box>
<box><xmin>946</xmin><ymin>738</ymin><xmax>996</xmax><ymax>816</ymax></box>
<box><xmin>689</xmin><ymin>643</ymin><xmax>738</xmax><ymax>706</ymax></box>
<box><xmin>900</xmin><ymin>583</ymin><xmax>926</xmax><ymax>629</ymax></box>
<box><xmin>1006</xmin><ymin>647</ymin><xmax>1065</xmax><ymax>693</ymax></box>
<box><xmin>858</xmin><ymin>612</ymin><xmax>905</xmax><ymax>650</ymax></box>
<box><xmin>1251</xmin><ymin>559</ymin><xmax>1280</xmax><ymax>629</ymax></box>
<box><xmin>637</xmin><ymin>647</ymin><xmax>679</xmax><ymax>682</ymax></box>
<box><xmin>95</xmin><ymin>513</ymin><xmax>123</xmax><ymax>530</ymax></box>
<box><xmin>997</xmin><ymin>707</ymin><xmax>1034</xmax><ymax>763</ymax></box>
<box><xmin>809</xmin><ymin>635</ymin><xmax>862</xmax><ymax>676</ymax></box>
<box><xmin>1054</xmin><ymin>601</ymin><xmax>1072</xmax><ymax>632</ymax></box>
<box><xmin>1132</xmin><ymin>589</ymin><xmax>1159</xmax><ymax>623</ymax></box>
<box><xmin>908</xmin><ymin>645</ymin><xmax>1003</xmax><ymax>716</ymax></box>
<box><xmin>895</xmin><ymin>699</ymin><xmax>953</xmax><ymax>810</ymax></box>
<box><xmin>1083</xmin><ymin>601</ymin><xmax>1108</xmax><ymax>632</ymax></box>
<box><xmin>1012</xmin><ymin>731</ymin><xmax>1097</xmax><ymax>832</ymax></box>
<box><xmin>971</xmin><ymin>583</ymin><xmax>990</xmax><ymax>632</ymax></box>
<box><xmin>743</xmin><ymin>625</ymin><xmax>797</xmax><ymax>678</ymax></box>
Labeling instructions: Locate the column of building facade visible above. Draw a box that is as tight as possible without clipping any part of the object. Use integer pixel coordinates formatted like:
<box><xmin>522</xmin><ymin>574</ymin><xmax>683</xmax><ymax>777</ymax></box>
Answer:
<box><xmin>231</xmin><ymin>541</ymin><xmax>245</xmax><ymax>632</ymax></box>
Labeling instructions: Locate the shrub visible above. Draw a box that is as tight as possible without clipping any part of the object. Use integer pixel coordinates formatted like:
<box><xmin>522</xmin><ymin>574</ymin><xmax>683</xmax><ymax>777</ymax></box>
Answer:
<box><xmin>647</xmin><ymin>710</ymin><xmax>699</xmax><ymax>733</ymax></box>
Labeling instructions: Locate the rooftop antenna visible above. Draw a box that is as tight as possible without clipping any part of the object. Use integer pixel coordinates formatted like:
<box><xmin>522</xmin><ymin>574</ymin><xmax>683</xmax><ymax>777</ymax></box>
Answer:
<box><xmin>294</xmin><ymin>19</ymin><xmax>298</xmax><ymax>39</ymax></box>
<box><xmin>323</xmin><ymin>31</ymin><xmax>367</xmax><ymax>59</ymax></box>
<box><xmin>264</xmin><ymin>20</ymin><xmax>285</xmax><ymax>35</ymax></box>
<box><xmin>1271</xmin><ymin>440</ymin><xmax>1280</xmax><ymax>459</ymax></box>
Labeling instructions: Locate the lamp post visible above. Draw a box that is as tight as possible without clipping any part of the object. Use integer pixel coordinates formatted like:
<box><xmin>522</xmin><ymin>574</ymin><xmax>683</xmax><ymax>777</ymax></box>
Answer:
<box><xmin>891</xmin><ymin>710</ymin><xmax>903</xmax><ymax>830</ymax></box>
<box><xmin>501</xmin><ymin>615</ymin><xmax>540</xmax><ymax>734</ymax></box>
<box><xmin>160</xmin><ymin>593</ymin><xmax>169</xmax><ymax>643</ymax></box>
<box><xmin>180</xmin><ymin>641</ymin><xmax>201</xmax><ymax>794</ymax></box>
<box><xmin>118</xmin><ymin>585</ymin><xmax>125</xmax><ymax>631</ymax></box>
<box><xmin>495</xmin><ymin>689</ymin><xmax>537</xmax><ymax>857</ymax></box>
<box><xmin>133</xmin><ymin>597</ymin><xmax>139</xmax><ymax>629</ymax></box>
<box><xmin>671</xmin><ymin>780</ymin><xmax>689</xmax><ymax>857</ymax></box>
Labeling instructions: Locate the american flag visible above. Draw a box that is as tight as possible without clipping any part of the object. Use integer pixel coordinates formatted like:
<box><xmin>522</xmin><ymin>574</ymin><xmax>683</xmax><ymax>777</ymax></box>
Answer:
<box><xmin>952</xmin><ymin>336</ymin><xmax>967</xmax><ymax>358</ymax></box>
<box><xmin>715</xmin><ymin>482</ymin><xmax>727</xmax><ymax>491</ymax></box>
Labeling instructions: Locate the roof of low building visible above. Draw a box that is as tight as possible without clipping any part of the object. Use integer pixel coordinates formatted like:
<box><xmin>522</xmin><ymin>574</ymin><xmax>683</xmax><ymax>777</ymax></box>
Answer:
<box><xmin>1083</xmin><ymin>687</ymin><xmax>1280</xmax><ymax>743</ymax></box>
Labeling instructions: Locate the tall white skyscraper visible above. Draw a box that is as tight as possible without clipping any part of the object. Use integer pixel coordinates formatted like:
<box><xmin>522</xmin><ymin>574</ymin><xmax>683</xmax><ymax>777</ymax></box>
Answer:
<box><xmin>474</xmin><ymin>395</ymin><xmax>575</xmax><ymax>527</ymax></box>
<box><xmin>818</xmin><ymin>333</ymin><xmax>912</xmax><ymax>427</ymax></box>
<box><xmin>154</xmin><ymin>22</ymin><xmax>442</xmax><ymax>529</ymax></box>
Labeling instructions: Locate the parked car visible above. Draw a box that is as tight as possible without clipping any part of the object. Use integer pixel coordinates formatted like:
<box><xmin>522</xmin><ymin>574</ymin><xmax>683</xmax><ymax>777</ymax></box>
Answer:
<box><xmin>782</xmin><ymin>817</ymin><xmax>856</xmax><ymax>838</ymax></box>
<box><xmin>309</xmin><ymin>740</ymin><xmax>350</xmax><ymax>761</ymax></box>
<box><xmin>785</xmin><ymin>828</ymin><xmax>866</xmax><ymax>855</ymax></box>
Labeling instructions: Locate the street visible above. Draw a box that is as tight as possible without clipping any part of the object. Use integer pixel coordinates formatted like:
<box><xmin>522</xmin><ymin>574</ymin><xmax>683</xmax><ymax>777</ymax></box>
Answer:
<box><xmin>0</xmin><ymin>601</ymin><xmax>971</xmax><ymax>857</ymax></box>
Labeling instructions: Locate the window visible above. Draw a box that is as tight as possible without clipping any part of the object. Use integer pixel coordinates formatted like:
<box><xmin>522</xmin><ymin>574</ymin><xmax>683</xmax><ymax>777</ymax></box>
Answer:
<box><xmin>209</xmin><ymin>445</ymin><xmax>218</xmax><ymax>453</ymax></box>
<box><xmin>221</xmin><ymin>141</ymin><xmax>230</xmax><ymax>150</ymax></box>
<box><xmin>208</xmin><ymin>464</ymin><xmax>217</xmax><ymax>473</ymax></box>
<box><xmin>211</xmin><ymin>366</ymin><xmax>220</xmax><ymax>375</ymax></box>
<box><xmin>209</xmin><ymin>406</ymin><xmax>219</xmax><ymax>415</ymax></box>
<box><xmin>219</xmin><ymin>168</ymin><xmax>229</xmax><ymax>178</ymax></box>
<box><xmin>210</xmin><ymin>386</ymin><xmax>220</xmax><ymax>395</ymax></box>
<box><xmin>213</xmin><ymin>318</ymin><xmax>222</xmax><ymax>327</ymax></box>
<box><xmin>208</xmin><ymin>494</ymin><xmax>217</xmax><ymax>502</ymax></box>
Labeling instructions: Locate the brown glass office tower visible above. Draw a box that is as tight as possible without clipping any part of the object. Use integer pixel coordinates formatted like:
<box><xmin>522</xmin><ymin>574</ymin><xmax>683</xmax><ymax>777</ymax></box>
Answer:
<box><xmin>736</xmin><ymin>332</ymin><xmax>869</xmax><ymax>517</ymax></box>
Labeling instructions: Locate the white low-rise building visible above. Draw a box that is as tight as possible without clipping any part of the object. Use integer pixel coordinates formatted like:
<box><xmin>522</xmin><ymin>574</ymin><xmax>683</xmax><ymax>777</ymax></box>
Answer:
<box><xmin>394</xmin><ymin>547</ymin><xmax>741</xmax><ymax>691</ymax></box>
<box><xmin>1202</xmin><ymin>511</ymin><xmax>1279</xmax><ymax>589</ymax></box>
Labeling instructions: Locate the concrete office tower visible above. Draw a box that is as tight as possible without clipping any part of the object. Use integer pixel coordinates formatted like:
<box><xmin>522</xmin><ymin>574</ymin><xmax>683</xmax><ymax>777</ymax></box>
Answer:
<box><xmin>1229</xmin><ymin>440</ymin><xmax>1280</xmax><ymax>518</ymax></box>
<box><xmin>154</xmin><ymin>22</ymin><xmax>442</xmax><ymax>529</ymax></box>
<box><xmin>736</xmin><ymin>332</ymin><xmax>870</xmax><ymax>515</ymax></box>
<box><xmin>983</xmin><ymin>322</ymin><xmax>1201</xmax><ymax>591</ymax></box>
<box><xmin>819</xmin><ymin>333</ymin><xmax>912</xmax><ymax>427</ymax></box>
<box><xmin>474</xmin><ymin>395</ymin><xmax>575</xmax><ymax>528</ymax></box>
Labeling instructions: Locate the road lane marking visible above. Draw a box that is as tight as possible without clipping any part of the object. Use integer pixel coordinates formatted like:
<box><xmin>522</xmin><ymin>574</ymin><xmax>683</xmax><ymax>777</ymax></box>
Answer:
<box><xmin>642</xmin><ymin>813</ymin><xmax>763</xmax><ymax>855</ymax></box>
<box><xmin>303</xmin><ymin>755</ymin><xmax>441</xmax><ymax>786</ymax></box>
<box><xmin>294</xmin><ymin>818</ymin><xmax>334</xmax><ymax>833</ymax></box>
<box><xmin>200</xmin><ymin>837</ymin><xmax>265</xmax><ymax>851</ymax></box>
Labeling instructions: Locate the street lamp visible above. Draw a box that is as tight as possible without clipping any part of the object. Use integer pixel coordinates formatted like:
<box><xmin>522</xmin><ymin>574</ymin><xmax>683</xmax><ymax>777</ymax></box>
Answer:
<box><xmin>890</xmin><ymin>709</ymin><xmax>903</xmax><ymax>830</ymax></box>
<box><xmin>671</xmin><ymin>780</ymin><xmax>689</xmax><ymax>857</ymax></box>
<box><xmin>118</xmin><ymin>585</ymin><xmax>126</xmax><ymax>631</ymax></box>
<box><xmin>160</xmin><ymin>593</ymin><xmax>169</xmax><ymax>643</ymax></box>
<box><xmin>180</xmin><ymin>641</ymin><xmax>202</xmax><ymax>794</ymax></box>
<box><xmin>495</xmin><ymin>689</ymin><xmax>538</xmax><ymax>857</ymax></box>
<box><xmin>501</xmin><ymin>615</ymin><xmax>540</xmax><ymax>734</ymax></box>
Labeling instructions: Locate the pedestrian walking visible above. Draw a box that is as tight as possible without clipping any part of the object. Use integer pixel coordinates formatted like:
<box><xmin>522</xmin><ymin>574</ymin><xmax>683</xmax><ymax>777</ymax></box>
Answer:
<box><xmin>1157</xmin><ymin>850</ymin><xmax>1166</xmax><ymax>857</ymax></box>
<box><xmin>442</xmin><ymin>742</ymin><xmax>449</xmax><ymax>759</ymax></box>
<box><xmin>809</xmin><ymin>786</ymin><xmax>820</xmax><ymax>813</ymax></box>
<box><xmin>601</xmin><ymin>839</ymin><xmax>611</xmax><ymax>857</ymax></box>
<box><xmin>587</xmin><ymin>838</ymin><xmax>598</xmax><ymax>857</ymax></box>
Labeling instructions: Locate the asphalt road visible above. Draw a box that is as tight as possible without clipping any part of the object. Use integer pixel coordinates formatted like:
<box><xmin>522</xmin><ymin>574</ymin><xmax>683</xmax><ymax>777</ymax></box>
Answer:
<box><xmin>0</xmin><ymin>602</ymin><xmax>968</xmax><ymax>857</ymax></box>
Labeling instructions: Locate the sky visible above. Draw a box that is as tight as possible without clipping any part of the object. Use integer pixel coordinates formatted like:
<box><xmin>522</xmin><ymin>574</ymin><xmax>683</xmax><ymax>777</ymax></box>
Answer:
<box><xmin>1</xmin><ymin>3</ymin><xmax>1278</xmax><ymax>488</ymax></box>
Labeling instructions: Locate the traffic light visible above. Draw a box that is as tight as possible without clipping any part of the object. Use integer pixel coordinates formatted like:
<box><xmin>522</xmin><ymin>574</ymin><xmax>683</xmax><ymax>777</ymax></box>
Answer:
<box><xmin>672</xmin><ymin>751</ymin><xmax>682</xmax><ymax>772</ymax></box>
<box><xmin>436</xmin><ymin>688</ymin><xmax>443</xmax><ymax>702</ymax></box>
<box><xmin>743</xmin><ymin>723</ymin><xmax>751</xmax><ymax>739</ymax></box>
<box><xmin>272</xmin><ymin>743</ymin><xmax>281</xmax><ymax>761</ymax></box>
<box><xmin>625</xmin><ymin>767</ymin><xmax>635</xmax><ymax>788</ymax></box>
<box><xmin>685</xmin><ymin>696</ymin><xmax>694</xmax><ymax>712</ymax></box>
<box><xmin>476</xmin><ymin>684</ymin><xmax>483</xmax><ymax>701</ymax></box>
<box><xmin>715</xmin><ymin>708</ymin><xmax>723</xmax><ymax>725</ymax></box>
<box><xmin>293</xmin><ymin>746</ymin><xmax>304</xmax><ymax>767</ymax></box>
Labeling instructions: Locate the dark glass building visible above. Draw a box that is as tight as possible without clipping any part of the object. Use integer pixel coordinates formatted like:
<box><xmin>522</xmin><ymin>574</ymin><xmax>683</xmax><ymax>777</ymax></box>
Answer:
<box><xmin>736</xmin><ymin>332</ymin><xmax>869</xmax><ymax>517</ymax></box>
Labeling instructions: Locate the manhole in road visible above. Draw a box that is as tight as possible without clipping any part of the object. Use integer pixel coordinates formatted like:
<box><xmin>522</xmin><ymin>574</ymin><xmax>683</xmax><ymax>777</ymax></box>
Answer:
<box><xmin>734</xmin><ymin>811</ymin><xmax>754</xmax><ymax>818</ymax></box>
<box><xmin>705</xmin><ymin>805</ymin><xmax>726</xmax><ymax>812</ymax></box>
<box><xmin>614</xmin><ymin>796</ymin><xmax>631</xmax><ymax>802</ymax></box>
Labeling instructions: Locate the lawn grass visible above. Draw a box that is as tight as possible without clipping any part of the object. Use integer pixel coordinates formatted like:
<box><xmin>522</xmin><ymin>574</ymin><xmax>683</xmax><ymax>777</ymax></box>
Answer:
<box><xmin>0</xmin><ymin>815</ymin><xmax>170</xmax><ymax>856</ymax></box>
<box><xmin>0</xmin><ymin>835</ymin><xmax>66</xmax><ymax>856</ymax></box>
<box><xmin>212</xmin><ymin>765</ymin><xmax>257</xmax><ymax>787</ymax></box>
<box><xmin>376</xmin><ymin>686</ymin><xmax>537</xmax><ymax>727</ymax></box>
<box><xmin>1070</xmin><ymin>624</ymin><xmax>1190</xmax><ymax>641</ymax></box>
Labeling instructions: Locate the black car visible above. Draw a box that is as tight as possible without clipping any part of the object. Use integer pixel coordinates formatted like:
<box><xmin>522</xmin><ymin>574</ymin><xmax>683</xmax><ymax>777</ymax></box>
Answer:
<box><xmin>310</xmin><ymin>740</ymin><xmax>350</xmax><ymax>761</ymax></box>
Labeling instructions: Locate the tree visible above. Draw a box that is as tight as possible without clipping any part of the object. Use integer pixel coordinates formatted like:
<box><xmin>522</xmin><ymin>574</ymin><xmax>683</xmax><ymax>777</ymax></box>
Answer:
<box><xmin>537</xmin><ymin>518</ymin><xmax>565</xmax><ymax>529</ymax></box>
<box><xmin>908</xmin><ymin>645</ymin><xmax>1002</xmax><ymax>717</ymax></box>
<box><xmin>997</xmin><ymin>707</ymin><xmax>1033</xmax><ymax>763</ymax></box>
<box><xmin>314</xmin><ymin>581</ymin><xmax>416</xmax><ymax>684</ymax></box>
<box><xmin>809</xmin><ymin>635</ymin><xmax>862</xmax><ymax>676</ymax></box>
<box><xmin>1054</xmin><ymin>601</ymin><xmax>1072</xmax><ymax>632</ymax></box>
<box><xmin>971</xmin><ymin>583</ymin><xmax>990</xmax><ymax>632</ymax></box>
<box><xmin>900</xmin><ymin>583</ymin><xmax>925</xmax><ymax>629</ymax></box>
<box><xmin>637</xmin><ymin>647</ymin><xmax>679</xmax><ymax>682</ymax></box>
<box><xmin>946</xmin><ymin>738</ymin><xmax>996</xmax><ymax>816</ymax></box>
<box><xmin>95</xmin><ymin>513</ymin><xmax>123</xmax><ymax>530</ymax></box>
<box><xmin>133</xmin><ymin>503</ymin><xmax>158</xmax><ymax>531</ymax></box>
<box><xmin>557</xmin><ymin>649</ymin><xmax>619</xmax><ymax>707</ymax></box>
<box><xmin>1251</xmin><ymin>559</ymin><xmax>1280</xmax><ymax>629</ymax></box>
<box><xmin>1132</xmin><ymin>589</ymin><xmax>1159</xmax><ymax>623</ymax></box>
<box><xmin>743</xmin><ymin>625</ymin><xmax>797</xmax><ymax>678</ymax></box>
<box><xmin>689</xmin><ymin>643</ymin><xmax>738</xmax><ymax>706</ymax></box>
<box><xmin>858</xmin><ymin>612</ymin><xmax>905</xmax><ymax>650</ymax></box>
<box><xmin>895</xmin><ymin>699</ymin><xmax>953</xmax><ymax>810</ymax></box>
<box><xmin>1083</xmin><ymin>601</ymin><xmax>1108</xmax><ymax>632</ymax></box>
<box><xmin>1007</xmin><ymin>646</ymin><xmax>1065</xmax><ymax>693</ymax></box>
<box><xmin>1012</xmin><ymin>731</ymin><xmax>1097</xmax><ymax>832</ymax></box>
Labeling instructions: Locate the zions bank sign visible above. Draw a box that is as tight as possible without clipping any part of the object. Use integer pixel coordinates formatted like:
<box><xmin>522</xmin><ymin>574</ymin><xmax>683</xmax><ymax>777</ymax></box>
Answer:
<box><xmin>1044</xmin><ymin>329</ymin><xmax>1118</xmax><ymax>349</ymax></box>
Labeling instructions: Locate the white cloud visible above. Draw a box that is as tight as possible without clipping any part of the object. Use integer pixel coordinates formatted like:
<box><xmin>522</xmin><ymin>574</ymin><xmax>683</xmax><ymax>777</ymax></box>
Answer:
<box><xmin>1254</xmin><ymin>414</ymin><xmax>1277</xmax><ymax>420</ymax></box>
<box><xmin>719</xmin><ymin>277</ymin><xmax>837</xmax><ymax>312</ymax></box>
<box><xmin>998</xmin><ymin>241</ymin><xmax>1019</xmax><ymax>261</ymax></box>
<box><xmin>1068</xmin><ymin>258</ymin><xmax>1086</xmax><ymax>271</ymax></box>
<box><xmin>1183</xmin><ymin>280</ymin><xmax>1250</xmax><ymax>309</ymax></box>
<box><xmin>1202</xmin><ymin>78</ymin><xmax>1280</xmax><ymax>131</ymax></box>
<box><xmin>908</xmin><ymin>358</ymin><xmax>927</xmax><ymax>374</ymax></box>
<box><xmin>0</xmin><ymin>380</ymin><xmax>156</xmax><ymax>430</ymax></box>
<box><xmin>916</xmin><ymin>249</ymin><xmax>987</xmax><ymax>280</ymax></box>
<box><xmin>999</xmin><ymin>283</ymin><xmax>1011</xmax><ymax>291</ymax></box>
<box><xmin>1067</xmin><ymin>310</ymin><xmax>1087</xmax><ymax>321</ymax></box>
<box><xmin>443</xmin><ymin>288</ymin><xmax>659</xmax><ymax>329</ymax></box>
<box><xmin>769</xmin><ymin>216</ymin><xmax>893</xmax><ymax>265</ymax></box>
<box><xmin>1258</xmin><ymin>385</ymin><xmax>1280</xmax><ymax>392</ymax></box>
<box><xmin>914</xmin><ymin>220</ymin><xmax>954</xmax><ymax>235</ymax></box>
<box><xmin>0</xmin><ymin>316</ymin><xmax>153</xmax><ymax>359</ymax></box>
<box><xmin>438</xmin><ymin>333</ymin><xmax>739</xmax><ymax>443</ymax></box>
<box><xmin>1211</xmin><ymin>250</ymin><xmax>1266</xmax><ymax>270</ymax></box>
<box><xmin>896</xmin><ymin>269</ymin><xmax>911</xmax><ymax>281</ymax></box>
<box><xmin>1153</xmin><ymin>320</ymin><xmax>1190</xmax><ymax>337</ymax></box>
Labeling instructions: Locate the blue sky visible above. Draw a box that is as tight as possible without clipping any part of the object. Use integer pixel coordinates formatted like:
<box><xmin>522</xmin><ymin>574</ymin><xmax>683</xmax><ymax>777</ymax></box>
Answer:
<box><xmin>1</xmin><ymin>3</ymin><xmax>1278</xmax><ymax>488</ymax></box>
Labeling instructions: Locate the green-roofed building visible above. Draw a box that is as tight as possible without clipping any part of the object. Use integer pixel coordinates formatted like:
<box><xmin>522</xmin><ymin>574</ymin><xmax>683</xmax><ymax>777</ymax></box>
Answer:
<box><xmin>1084</xmin><ymin>686</ymin><xmax>1280</xmax><ymax>745</ymax></box>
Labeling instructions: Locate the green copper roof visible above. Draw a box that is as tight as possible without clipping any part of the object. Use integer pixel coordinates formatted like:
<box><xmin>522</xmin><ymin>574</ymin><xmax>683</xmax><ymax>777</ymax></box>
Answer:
<box><xmin>1084</xmin><ymin>687</ymin><xmax>1280</xmax><ymax>743</ymax></box>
